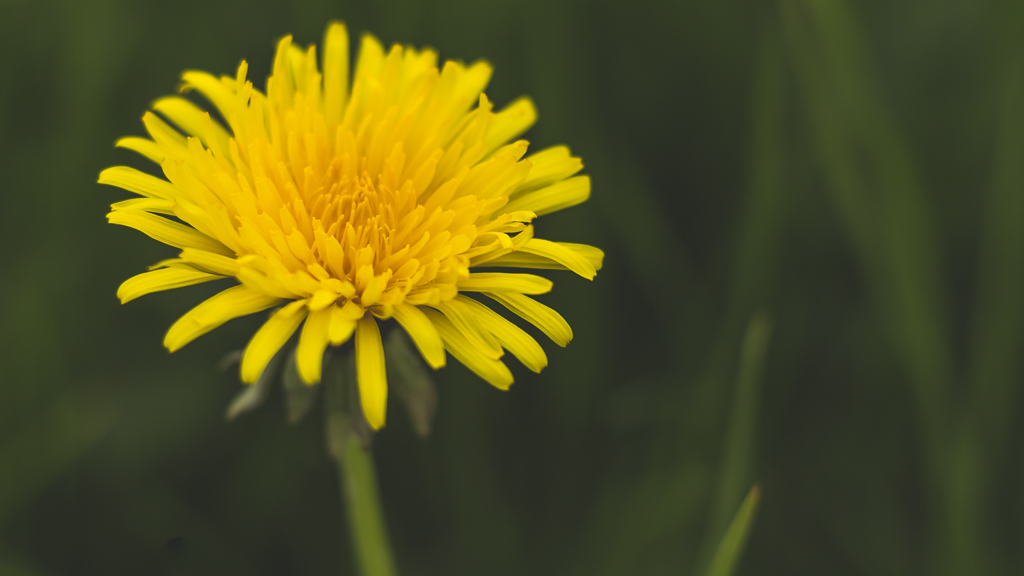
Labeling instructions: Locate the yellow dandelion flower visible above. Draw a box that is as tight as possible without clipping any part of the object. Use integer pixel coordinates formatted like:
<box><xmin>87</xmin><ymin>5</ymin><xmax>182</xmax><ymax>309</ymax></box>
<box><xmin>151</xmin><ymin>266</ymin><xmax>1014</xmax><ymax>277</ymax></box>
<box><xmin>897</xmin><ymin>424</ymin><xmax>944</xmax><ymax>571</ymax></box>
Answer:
<box><xmin>101</xmin><ymin>22</ymin><xmax>602</xmax><ymax>430</ymax></box>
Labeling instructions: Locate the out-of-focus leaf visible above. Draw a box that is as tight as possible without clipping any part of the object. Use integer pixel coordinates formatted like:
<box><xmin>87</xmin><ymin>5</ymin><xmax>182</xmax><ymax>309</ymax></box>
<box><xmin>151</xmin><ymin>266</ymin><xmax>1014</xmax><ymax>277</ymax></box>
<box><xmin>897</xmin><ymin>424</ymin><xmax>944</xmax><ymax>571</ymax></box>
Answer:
<box><xmin>705</xmin><ymin>484</ymin><xmax>761</xmax><ymax>576</ymax></box>
<box><xmin>383</xmin><ymin>329</ymin><xmax>437</xmax><ymax>437</ymax></box>
<box><xmin>282</xmin><ymin>346</ymin><xmax>321</xmax><ymax>425</ymax></box>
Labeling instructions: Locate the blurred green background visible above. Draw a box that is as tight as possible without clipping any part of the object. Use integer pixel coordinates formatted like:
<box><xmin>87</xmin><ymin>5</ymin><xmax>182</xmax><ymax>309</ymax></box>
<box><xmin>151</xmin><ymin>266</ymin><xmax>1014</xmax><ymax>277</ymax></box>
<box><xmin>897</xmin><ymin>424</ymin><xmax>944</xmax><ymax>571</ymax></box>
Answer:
<box><xmin>2</xmin><ymin>0</ymin><xmax>1023</xmax><ymax>574</ymax></box>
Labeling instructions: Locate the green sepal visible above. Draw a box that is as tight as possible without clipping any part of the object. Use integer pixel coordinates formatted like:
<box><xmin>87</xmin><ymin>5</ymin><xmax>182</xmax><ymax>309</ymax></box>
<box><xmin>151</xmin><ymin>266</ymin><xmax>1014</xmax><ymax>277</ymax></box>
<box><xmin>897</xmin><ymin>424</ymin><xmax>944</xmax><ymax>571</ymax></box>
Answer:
<box><xmin>383</xmin><ymin>329</ymin><xmax>437</xmax><ymax>437</ymax></box>
<box><xmin>282</xmin><ymin>346</ymin><xmax>323</xmax><ymax>425</ymax></box>
<box><xmin>225</xmin><ymin>347</ymin><xmax>282</xmax><ymax>421</ymax></box>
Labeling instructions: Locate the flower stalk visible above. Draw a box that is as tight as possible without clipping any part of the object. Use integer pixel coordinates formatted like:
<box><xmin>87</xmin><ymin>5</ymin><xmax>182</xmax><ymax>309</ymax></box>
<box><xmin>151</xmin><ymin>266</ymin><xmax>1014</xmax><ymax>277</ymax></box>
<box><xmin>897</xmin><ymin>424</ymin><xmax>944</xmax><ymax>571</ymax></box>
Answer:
<box><xmin>326</xmin><ymin>351</ymin><xmax>397</xmax><ymax>576</ymax></box>
<box><xmin>336</xmin><ymin>435</ymin><xmax>397</xmax><ymax>576</ymax></box>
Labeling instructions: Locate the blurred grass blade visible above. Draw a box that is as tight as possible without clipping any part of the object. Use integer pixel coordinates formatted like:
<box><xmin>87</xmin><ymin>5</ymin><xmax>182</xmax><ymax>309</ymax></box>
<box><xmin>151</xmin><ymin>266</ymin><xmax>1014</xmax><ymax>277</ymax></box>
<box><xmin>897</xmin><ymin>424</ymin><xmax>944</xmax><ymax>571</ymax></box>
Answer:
<box><xmin>696</xmin><ymin>313</ymin><xmax>772</xmax><ymax>574</ymax></box>
<box><xmin>522</xmin><ymin>0</ymin><xmax>688</xmax><ymax>327</ymax></box>
<box><xmin>693</xmin><ymin>22</ymin><xmax>790</xmax><ymax>430</ymax></box>
<box><xmin>967</xmin><ymin>62</ymin><xmax>1024</xmax><ymax>454</ymax></box>
<box><xmin>947</xmin><ymin>62</ymin><xmax>1024</xmax><ymax>576</ymax></box>
<box><xmin>695</xmin><ymin>24</ymin><xmax>784</xmax><ymax>573</ymax></box>
<box><xmin>713</xmin><ymin>316</ymin><xmax>772</xmax><ymax>537</ymax></box>
<box><xmin>782</xmin><ymin>0</ymin><xmax>963</xmax><ymax>572</ymax></box>
<box><xmin>727</xmin><ymin>28</ymin><xmax>790</xmax><ymax>321</ymax></box>
<box><xmin>705</xmin><ymin>484</ymin><xmax>762</xmax><ymax>576</ymax></box>
<box><xmin>780</xmin><ymin>0</ymin><xmax>951</xmax><ymax>475</ymax></box>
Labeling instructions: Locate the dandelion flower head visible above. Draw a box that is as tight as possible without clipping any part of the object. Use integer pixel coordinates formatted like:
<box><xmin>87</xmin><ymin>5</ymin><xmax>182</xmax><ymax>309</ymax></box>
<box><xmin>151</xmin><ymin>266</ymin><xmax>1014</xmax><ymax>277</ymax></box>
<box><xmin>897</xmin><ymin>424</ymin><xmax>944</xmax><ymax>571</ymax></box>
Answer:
<box><xmin>101</xmin><ymin>22</ymin><xmax>602</xmax><ymax>429</ymax></box>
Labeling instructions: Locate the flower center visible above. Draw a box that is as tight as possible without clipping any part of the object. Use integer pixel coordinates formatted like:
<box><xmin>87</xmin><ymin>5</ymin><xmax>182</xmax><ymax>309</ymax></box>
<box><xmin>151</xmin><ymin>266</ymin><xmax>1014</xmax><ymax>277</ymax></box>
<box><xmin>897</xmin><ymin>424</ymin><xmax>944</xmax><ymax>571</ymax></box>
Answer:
<box><xmin>295</xmin><ymin>150</ymin><xmax>478</xmax><ymax>312</ymax></box>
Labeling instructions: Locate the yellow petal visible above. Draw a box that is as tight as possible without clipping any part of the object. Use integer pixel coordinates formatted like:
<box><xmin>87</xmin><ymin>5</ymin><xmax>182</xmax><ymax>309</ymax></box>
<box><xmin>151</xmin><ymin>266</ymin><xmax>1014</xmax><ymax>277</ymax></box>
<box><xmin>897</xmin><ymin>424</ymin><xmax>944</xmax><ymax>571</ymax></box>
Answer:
<box><xmin>475</xmin><ymin>242</ymin><xmax>604</xmax><ymax>277</ymax></box>
<box><xmin>484</xmin><ymin>292</ymin><xmax>573</xmax><ymax>346</ymax></box>
<box><xmin>458</xmin><ymin>297</ymin><xmax>547</xmax><ymax>372</ymax></box>
<box><xmin>141</xmin><ymin>111</ymin><xmax>189</xmax><ymax>160</ymax></box>
<box><xmin>309</xmin><ymin>289</ymin><xmax>340</xmax><ymax>312</ymax></box>
<box><xmin>179</xmin><ymin>248</ymin><xmax>241</xmax><ymax>276</ymax></box>
<box><xmin>431</xmin><ymin>297</ymin><xmax>503</xmax><ymax>359</ymax></box>
<box><xmin>107</xmin><ymin>210</ymin><xmax>233</xmax><ymax>256</ymax></box>
<box><xmin>322</xmin><ymin>21</ymin><xmax>350</xmax><ymax>130</ymax></box>
<box><xmin>296</xmin><ymin>307</ymin><xmax>332</xmax><ymax>384</ymax></box>
<box><xmin>181</xmin><ymin>70</ymin><xmax>236</xmax><ymax>121</ymax></box>
<box><xmin>457</xmin><ymin>272</ymin><xmax>553</xmax><ymax>294</ymax></box>
<box><xmin>484</xmin><ymin>97</ymin><xmax>537</xmax><ymax>153</ymax></box>
<box><xmin>513</xmin><ymin>146</ymin><xmax>583</xmax><ymax>194</ymax></box>
<box><xmin>359</xmin><ymin>271</ymin><xmax>391</xmax><ymax>307</ymax></box>
<box><xmin>423</xmin><ymin>308</ymin><xmax>513</xmax><ymax>390</ymax></box>
<box><xmin>500</xmin><ymin>175</ymin><xmax>590</xmax><ymax>217</ymax></box>
<box><xmin>118</xmin><ymin>266</ymin><xmax>223</xmax><ymax>304</ymax></box>
<box><xmin>517</xmin><ymin>239</ymin><xmax>598</xmax><ymax>280</ymax></box>
<box><xmin>164</xmin><ymin>285</ymin><xmax>280</xmax><ymax>352</ymax></box>
<box><xmin>559</xmin><ymin>243</ymin><xmax>604</xmax><ymax>271</ymax></box>
<box><xmin>99</xmin><ymin>166</ymin><xmax>178</xmax><ymax>199</ymax></box>
<box><xmin>392</xmin><ymin>303</ymin><xmax>446</xmax><ymax>369</ymax></box>
<box><xmin>268</xmin><ymin>35</ymin><xmax>296</xmax><ymax>111</ymax></box>
<box><xmin>355</xmin><ymin>316</ymin><xmax>388</xmax><ymax>429</ymax></box>
<box><xmin>114</xmin><ymin>137</ymin><xmax>165</xmax><ymax>163</ymax></box>
<box><xmin>352</xmin><ymin>33</ymin><xmax>385</xmax><ymax>92</ymax></box>
<box><xmin>240</xmin><ymin>300</ymin><xmax>307</xmax><ymax>383</ymax></box>
<box><xmin>152</xmin><ymin>96</ymin><xmax>231</xmax><ymax>153</ymax></box>
<box><xmin>452</xmin><ymin>61</ymin><xmax>493</xmax><ymax>113</ymax></box>
<box><xmin>110</xmin><ymin>198</ymin><xmax>175</xmax><ymax>215</ymax></box>
<box><xmin>237</xmin><ymin>266</ymin><xmax>295</xmax><ymax>299</ymax></box>
<box><xmin>458</xmin><ymin>141</ymin><xmax>531</xmax><ymax>200</ymax></box>
<box><xmin>328</xmin><ymin>304</ymin><xmax>358</xmax><ymax>345</ymax></box>
<box><xmin>339</xmin><ymin>299</ymin><xmax>366</xmax><ymax>320</ymax></box>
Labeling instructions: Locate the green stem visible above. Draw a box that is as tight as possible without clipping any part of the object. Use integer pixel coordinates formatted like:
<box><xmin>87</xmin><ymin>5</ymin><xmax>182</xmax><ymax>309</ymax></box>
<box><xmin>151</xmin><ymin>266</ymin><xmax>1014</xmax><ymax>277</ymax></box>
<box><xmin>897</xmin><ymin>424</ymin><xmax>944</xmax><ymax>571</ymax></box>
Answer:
<box><xmin>336</xmin><ymin>436</ymin><xmax>397</xmax><ymax>576</ymax></box>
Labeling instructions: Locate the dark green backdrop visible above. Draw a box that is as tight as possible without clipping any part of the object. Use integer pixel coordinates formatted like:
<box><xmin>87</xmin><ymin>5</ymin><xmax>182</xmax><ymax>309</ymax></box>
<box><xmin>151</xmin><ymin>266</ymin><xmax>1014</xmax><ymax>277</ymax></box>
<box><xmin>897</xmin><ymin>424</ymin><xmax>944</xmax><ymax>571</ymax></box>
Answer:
<box><xmin>2</xmin><ymin>0</ymin><xmax>1023</xmax><ymax>574</ymax></box>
